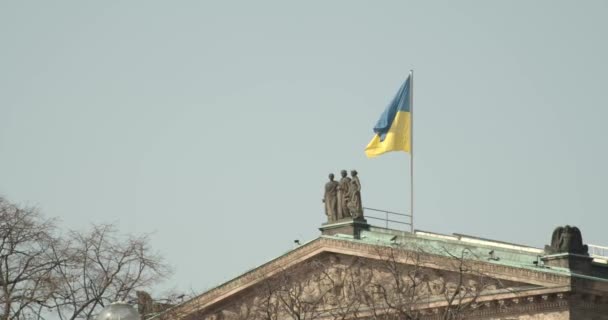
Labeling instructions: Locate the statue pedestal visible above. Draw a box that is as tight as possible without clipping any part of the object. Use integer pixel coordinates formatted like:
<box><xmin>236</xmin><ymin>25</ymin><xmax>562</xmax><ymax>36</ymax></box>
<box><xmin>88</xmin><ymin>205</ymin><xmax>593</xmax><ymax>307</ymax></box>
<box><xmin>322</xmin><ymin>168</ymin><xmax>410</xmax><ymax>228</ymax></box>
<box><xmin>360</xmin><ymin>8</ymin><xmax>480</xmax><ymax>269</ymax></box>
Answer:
<box><xmin>541</xmin><ymin>253</ymin><xmax>593</xmax><ymax>272</ymax></box>
<box><xmin>319</xmin><ymin>218</ymin><xmax>370</xmax><ymax>239</ymax></box>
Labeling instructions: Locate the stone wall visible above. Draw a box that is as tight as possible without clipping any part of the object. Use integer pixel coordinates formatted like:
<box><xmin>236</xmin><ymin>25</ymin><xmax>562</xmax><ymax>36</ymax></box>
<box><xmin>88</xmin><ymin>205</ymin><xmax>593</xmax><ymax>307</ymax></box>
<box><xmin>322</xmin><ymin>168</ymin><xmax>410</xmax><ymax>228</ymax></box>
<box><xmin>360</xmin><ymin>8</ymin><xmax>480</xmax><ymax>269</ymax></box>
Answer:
<box><xmin>486</xmin><ymin>310</ymin><xmax>569</xmax><ymax>320</ymax></box>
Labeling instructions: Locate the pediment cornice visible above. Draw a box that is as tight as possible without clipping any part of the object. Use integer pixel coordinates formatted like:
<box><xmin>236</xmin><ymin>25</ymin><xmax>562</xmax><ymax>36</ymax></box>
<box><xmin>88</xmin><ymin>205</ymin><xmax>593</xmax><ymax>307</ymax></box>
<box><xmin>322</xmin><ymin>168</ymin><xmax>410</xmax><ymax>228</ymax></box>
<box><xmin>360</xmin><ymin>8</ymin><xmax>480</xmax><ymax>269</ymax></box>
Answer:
<box><xmin>170</xmin><ymin>236</ymin><xmax>572</xmax><ymax>319</ymax></box>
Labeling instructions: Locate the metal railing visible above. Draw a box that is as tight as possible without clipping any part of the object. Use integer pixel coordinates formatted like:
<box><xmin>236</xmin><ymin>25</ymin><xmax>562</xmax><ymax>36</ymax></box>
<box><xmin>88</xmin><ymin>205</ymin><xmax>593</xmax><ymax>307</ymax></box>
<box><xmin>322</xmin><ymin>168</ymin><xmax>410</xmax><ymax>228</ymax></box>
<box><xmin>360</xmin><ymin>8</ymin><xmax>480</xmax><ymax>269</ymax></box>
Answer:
<box><xmin>363</xmin><ymin>206</ymin><xmax>412</xmax><ymax>231</ymax></box>
<box><xmin>588</xmin><ymin>244</ymin><xmax>608</xmax><ymax>259</ymax></box>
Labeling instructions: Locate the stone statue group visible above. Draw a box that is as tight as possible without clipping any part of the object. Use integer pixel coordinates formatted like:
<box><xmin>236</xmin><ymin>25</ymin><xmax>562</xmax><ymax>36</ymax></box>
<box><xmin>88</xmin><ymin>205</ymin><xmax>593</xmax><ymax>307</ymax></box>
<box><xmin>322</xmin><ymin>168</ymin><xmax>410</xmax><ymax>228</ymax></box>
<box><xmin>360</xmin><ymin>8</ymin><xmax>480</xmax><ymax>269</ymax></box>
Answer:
<box><xmin>323</xmin><ymin>170</ymin><xmax>363</xmax><ymax>222</ymax></box>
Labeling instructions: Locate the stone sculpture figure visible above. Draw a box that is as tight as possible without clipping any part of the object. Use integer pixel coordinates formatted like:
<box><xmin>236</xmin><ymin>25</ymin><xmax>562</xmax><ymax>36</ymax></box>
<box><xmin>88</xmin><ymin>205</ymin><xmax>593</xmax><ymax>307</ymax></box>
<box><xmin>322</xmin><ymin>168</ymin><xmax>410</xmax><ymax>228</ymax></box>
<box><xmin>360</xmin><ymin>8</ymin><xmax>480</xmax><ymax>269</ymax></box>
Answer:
<box><xmin>323</xmin><ymin>173</ymin><xmax>339</xmax><ymax>222</ymax></box>
<box><xmin>546</xmin><ymin>225</ymin><xmax>589</xmax><ymax>255</ymax></box>
<box><xmin>337</xmin><ymin>170</ymin><xmax>351</xmax><ymax>220</ymax></box>
<box><xmin>205</xmin><ymin>313</ymin><xmax>224</xmax><ymax>320</ymax></box>
<box><xmin>428</xmin><ymin>276</ymin><xmax>446</xmax><ymax>295</ymax></box>
<box><xmin>347</xmin><ymin>170</ymin><xmax>363</xmax><ymax>219</ymax></box>
<box><xmin>323</xmin><ymin>255</ymin><xmax>346</xmax><ymax>306</ymax></box>
<box><xmin>136</xmin><ymin>291</ymin><xmax>173</xmax><ymax>317</ymax></box>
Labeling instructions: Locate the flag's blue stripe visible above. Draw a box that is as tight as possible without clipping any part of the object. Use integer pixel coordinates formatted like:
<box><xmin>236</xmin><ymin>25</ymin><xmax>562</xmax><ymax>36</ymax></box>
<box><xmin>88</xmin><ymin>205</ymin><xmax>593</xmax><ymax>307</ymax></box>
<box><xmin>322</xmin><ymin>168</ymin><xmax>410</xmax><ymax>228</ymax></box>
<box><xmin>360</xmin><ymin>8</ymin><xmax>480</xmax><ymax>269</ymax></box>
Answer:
<box><xmin>372</xmin><ymin>76</ymin><xmax>411</xmax><ymax>141</ymax></box>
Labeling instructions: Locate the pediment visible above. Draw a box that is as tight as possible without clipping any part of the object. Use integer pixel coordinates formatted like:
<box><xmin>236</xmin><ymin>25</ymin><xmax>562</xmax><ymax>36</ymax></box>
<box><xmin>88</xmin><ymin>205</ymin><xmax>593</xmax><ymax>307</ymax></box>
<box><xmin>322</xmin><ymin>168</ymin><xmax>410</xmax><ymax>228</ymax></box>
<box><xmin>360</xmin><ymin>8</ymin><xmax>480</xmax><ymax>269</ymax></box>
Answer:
<box><xmin>195</xmin><ymin>252</ymin><xmax>542</xmax><ymax>320</ymax></box>
<box><xmin>168</xmin><ymin>237</ymin><xmax>566</xmax><ymax>320</ymax></box>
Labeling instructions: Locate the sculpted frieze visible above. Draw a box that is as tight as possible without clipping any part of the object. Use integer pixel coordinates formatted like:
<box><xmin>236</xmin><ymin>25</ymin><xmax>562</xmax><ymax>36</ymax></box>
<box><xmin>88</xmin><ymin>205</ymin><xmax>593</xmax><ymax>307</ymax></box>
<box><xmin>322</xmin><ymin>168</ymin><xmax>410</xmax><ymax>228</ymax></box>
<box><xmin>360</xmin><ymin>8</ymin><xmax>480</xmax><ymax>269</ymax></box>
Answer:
<box><xmin>200</xmin><ymin>253</ymin><xmax>534</xmax><ymax>320</ymax></box>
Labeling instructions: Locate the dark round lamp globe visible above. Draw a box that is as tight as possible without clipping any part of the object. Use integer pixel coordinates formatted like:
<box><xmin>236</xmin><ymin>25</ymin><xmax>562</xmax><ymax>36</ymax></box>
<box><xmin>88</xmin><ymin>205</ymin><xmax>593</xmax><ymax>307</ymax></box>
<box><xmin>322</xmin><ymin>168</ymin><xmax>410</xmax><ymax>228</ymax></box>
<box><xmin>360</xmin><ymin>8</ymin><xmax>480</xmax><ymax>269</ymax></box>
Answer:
<box><xmin>95</xmin><ymin>302</ymin><xmax>140</xmax><ymax>320</ymax></box>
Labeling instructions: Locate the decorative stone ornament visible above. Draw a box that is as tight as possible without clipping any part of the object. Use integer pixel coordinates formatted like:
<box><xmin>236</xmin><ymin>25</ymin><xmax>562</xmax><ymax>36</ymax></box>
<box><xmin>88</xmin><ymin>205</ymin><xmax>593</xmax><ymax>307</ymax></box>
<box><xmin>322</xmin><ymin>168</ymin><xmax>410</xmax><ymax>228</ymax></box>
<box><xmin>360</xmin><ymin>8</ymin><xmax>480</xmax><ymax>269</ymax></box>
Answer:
<box><xmin>545</xmin><ymin>225</ymin><xmax>589</xmax><ymax>255</ymax></box>
<box><xmin>542</xmin><ymin>225</ymin><xmax>594</xmax><ymax>272</ymax></box>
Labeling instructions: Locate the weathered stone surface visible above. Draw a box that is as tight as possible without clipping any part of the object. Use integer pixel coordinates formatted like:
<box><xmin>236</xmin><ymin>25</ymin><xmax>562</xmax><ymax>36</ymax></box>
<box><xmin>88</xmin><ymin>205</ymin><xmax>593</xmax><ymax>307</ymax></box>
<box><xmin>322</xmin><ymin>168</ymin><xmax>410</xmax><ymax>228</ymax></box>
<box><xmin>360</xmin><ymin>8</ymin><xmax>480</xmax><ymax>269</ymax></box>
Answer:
<box><xmin>322</xmin><ymin>173</ymin><xmax>339</xmax><ymax>222</ymax></box>
<box><xmin>195</xmin><ymin>253</ymin><xmax>534</xmax><ymax>320</ymax></box>
<box><xmin>136</xmin><ymin>291</ymin><xmax>174</xmax><ymax>318</ymax></box>
<box><xmin>324</xmin><ymin>169</ymin><xmax>364</xmax><ymax>221</ymax></box>
<box><xmin>319</xmin><ymin>217</ymin><xmax>369</xmax><ymax>238</ymax></box>
<box><xmin>336</xmin><ymin>170</ymin><xmax>351</xmax><ymax>220</ymax></box>
<box><xmin>486</xmin><ymin>310</ymin><xmax>568</xmax><ymax>320</ymax></box>
<box><xmin>545</xmin><ymin>225</ymin><xmax>588</xmax><ymax>255</ymax></box>
<box><xmin>347</xmin><ymin>170</ymin><xmax>363</xmax><ymax>218</ymax></box>
<box><xmin>541</xmin><ymin>225</ymin><xmax>598</xmax><ymax>273</ymax></box>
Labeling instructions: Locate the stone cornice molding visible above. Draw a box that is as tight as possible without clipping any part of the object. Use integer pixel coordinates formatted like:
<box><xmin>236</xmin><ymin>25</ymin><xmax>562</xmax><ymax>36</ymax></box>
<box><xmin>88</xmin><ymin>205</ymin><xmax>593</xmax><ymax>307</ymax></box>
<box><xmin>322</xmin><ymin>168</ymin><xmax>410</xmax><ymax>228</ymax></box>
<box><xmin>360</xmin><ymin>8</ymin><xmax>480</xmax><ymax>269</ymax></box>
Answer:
<box><xmin>302</xmin><ymin>287</ymin><xmax>575</xmax><ymax>320</ymax></box>
<box><xmin>319</xmin><ymin>237</ymin><xmax>571</xmax><ymax>286</ymax></box>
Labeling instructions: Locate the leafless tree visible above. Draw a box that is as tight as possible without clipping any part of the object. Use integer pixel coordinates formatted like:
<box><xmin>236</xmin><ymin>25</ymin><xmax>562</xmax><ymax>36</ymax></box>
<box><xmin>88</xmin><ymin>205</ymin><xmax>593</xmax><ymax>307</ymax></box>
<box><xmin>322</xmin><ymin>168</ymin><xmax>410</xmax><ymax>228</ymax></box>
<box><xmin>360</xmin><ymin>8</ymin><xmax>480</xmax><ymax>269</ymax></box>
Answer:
<box><xmin>271</xmin><ymin>261</ymin><xmax>327</xmax><ymax>320</ymax></box>
<box><xmin>253</xmin><ymin>281</ymin><xmax>281</xmax><ymax>320</ymax></box>
<box><xmin>201</xmin><ymin>257</ymin><xmax>337</xmax><ymax>320</ymax></box>
<box><xmin>358</xmin><ymin>244</ymin><xmax>506</xmax><ymax>320</ymax></box>
<box><xmin>136</xmin><ymin>290</ymin><xmax>187</xmax><ymax>319</ymax></box>
<box><xmin>0</xmin><ymin>196</ymin><xmax>171</xmax><ymax>320</ymax></box>
<box><xmin>316</xmin><ymin>257</ymin><xmax>366</xmax><ymax>320</ymax></box>
<box><xmin>362</xmin><ymin>246</ymin><xmax>427</xmax><ymax>320</ymax></box>
<box><xmin>247</xmin><ymin>259</ymin><xmax>329</xmax><ymax>320</ymax></box>
<box><xmin>0</xmin><ymin>197</ymin><xmax>61</xmax><ymax>320</ymax></box>
<box><xmin>48</xmin><ymin>224</ymin><xmax>170</xmax><ymax>320</ymax></box>
<box><xmin>438</xmin><ymin>247</ymin><xmax>501</xmax><ymax>320</ymax></box>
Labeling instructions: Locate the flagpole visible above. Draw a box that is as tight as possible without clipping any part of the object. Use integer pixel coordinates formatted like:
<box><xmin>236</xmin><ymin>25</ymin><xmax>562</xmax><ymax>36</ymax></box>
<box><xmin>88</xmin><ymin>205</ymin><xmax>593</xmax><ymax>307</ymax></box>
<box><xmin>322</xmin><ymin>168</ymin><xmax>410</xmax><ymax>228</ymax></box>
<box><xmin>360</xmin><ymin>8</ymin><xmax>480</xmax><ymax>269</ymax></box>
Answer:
<box><xmin>409</xmin><ymin>69</ymin><xmax>414</xmax><ymax>233</ymax></box>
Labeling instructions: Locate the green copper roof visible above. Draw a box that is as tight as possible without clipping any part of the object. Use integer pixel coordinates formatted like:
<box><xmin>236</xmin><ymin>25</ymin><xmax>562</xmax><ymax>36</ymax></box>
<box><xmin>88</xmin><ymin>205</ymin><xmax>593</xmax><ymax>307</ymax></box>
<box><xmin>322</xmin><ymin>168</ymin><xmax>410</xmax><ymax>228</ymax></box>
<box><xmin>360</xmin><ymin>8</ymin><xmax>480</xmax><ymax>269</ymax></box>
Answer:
<box><xmin>322</xmin><ymin>227</ymin><xmax>608</xmax><ymax>281</ymax></box>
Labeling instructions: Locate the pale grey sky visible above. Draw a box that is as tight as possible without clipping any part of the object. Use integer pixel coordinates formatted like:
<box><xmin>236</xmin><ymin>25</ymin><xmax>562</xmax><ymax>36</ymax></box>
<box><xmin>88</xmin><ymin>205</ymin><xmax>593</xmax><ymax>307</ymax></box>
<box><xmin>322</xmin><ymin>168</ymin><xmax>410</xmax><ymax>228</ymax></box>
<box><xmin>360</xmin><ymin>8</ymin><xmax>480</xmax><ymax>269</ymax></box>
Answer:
<box><xmin>1</xmin><ymin>1</ymin><xmax>607</xmax><ymax>294</ymax></box>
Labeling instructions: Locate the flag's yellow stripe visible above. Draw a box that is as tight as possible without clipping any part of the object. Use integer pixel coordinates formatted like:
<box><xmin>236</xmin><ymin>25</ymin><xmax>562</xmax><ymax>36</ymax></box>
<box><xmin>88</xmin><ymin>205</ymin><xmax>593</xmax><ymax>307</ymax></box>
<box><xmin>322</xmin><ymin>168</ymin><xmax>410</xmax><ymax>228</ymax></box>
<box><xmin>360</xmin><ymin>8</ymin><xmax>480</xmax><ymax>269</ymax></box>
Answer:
<box><xmin>365</xmin><ymin>111</ymin><xmax>411</xmax><ymax>157</ymax></box>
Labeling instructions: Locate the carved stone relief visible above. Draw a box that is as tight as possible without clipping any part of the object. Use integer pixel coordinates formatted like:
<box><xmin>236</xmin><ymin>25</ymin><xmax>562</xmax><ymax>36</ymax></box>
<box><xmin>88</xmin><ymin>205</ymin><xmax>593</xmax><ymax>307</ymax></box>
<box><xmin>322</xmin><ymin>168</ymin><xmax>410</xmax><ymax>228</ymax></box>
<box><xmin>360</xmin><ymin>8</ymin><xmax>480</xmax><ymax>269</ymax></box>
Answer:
<box><xmin>202</xmin><ymin>253</ymin><xmax>533</xmax><ymax>320</ymax></box>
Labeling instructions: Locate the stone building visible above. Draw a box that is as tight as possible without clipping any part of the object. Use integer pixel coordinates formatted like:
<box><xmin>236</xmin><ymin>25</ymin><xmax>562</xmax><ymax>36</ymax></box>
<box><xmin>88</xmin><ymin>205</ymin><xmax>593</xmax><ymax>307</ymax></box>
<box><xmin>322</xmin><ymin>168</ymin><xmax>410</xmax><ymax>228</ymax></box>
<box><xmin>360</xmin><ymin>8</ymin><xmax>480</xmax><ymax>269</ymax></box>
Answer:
<box><xmin>150</xmin><ymin>173</ymin><xmax>608</xmax><ymax>320</ymax></box>
<box><xmin>152</xmin><ymin>217</ymin><xmax>608</xmax><ymax>320</ymax></box>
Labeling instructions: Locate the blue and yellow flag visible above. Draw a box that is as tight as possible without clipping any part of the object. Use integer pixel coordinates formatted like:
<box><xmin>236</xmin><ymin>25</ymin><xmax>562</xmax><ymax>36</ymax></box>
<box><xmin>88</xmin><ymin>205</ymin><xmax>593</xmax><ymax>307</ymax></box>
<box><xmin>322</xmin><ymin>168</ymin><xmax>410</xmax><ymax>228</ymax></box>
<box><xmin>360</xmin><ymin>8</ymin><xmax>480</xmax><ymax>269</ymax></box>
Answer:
<box><xmin>365</xmin><ymin>75</ymin><xmax>412</xmax><ymax>157</ymax></box>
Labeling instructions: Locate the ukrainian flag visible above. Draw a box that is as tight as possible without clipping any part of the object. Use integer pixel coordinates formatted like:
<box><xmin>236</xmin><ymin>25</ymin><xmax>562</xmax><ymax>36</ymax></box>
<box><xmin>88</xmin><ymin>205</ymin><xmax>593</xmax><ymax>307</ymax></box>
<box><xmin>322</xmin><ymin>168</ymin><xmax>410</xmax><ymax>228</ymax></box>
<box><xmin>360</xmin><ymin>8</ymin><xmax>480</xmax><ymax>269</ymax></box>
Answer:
<box><xmin>365</xmin><ymin>75</ymin><xmax>412</xmax><ymax>157</ymax></box>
